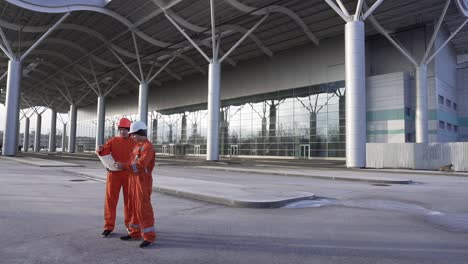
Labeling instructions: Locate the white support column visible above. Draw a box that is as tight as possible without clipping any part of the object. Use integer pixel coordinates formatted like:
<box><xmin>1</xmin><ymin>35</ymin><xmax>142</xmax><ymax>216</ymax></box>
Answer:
<box><xmin>23</xmin><ymin>117</ymin><xmax>30</xmax><ymax>152</ymax></box>
<box><xmin>345</xmin><ymin>21</ymin><xmax>366</xmax><ymax>168</ymax></box>
<box><xmin>62</xmin><ymin>123</ymin><xmax>67</xmax><ymax>152</ymax></box>
<box><xmin>68</xmin><ymin>104</ymin><xmax>77</xmax><ymax>153</ymax></box>
<box><xmin>207</xmin><ymin>62</ymin><xmax>221</xmax><ymax>161</ymax></box>
<box><xmin>148</xmin><ymin>113</ymin><xmax>153</xmax><ymax>142</ymax></box>
<box><xmin>2</xmin><ymin>60</ymin><xmax>22</xmax><ymax>156</ymax></box>
<box><xmin>416</xmin><ymin>65</ymin><xmax>428</xmax><ymax>143</ymax></box>
<box><xmin>138</xmin><ymin>81</ymin><xmax>149</xmax><ymax>125</ymax></box>
<box><xmin>49</xmin><ymin>109</ymin><xmax>57</xmax><ymax>152</ymax></box>
<box><xmin>34</xmin><ymin>114</ymin><xmax>42</xmax><ymax>152</ymax></box>
<box><xmin>96</xmin><ymin>96</ymin><xmax>106</xmax><ymax>148</ymax></box>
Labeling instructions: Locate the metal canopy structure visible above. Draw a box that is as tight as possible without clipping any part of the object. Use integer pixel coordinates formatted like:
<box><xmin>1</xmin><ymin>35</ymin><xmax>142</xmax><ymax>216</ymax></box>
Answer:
<box><xmin>0</xmin><ymin>0</ymin><xmax>466</xmax><ymax>111</ymax></box>
<box><xmin>0</xmin><ymin>0</ymin><xmax>468</xmax><ymax>163</ymax></box>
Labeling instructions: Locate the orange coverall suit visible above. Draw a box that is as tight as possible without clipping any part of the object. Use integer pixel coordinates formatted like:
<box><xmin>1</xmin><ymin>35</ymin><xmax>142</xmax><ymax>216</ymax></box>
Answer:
<box><xmin>124</xmin><ymin>139</ymin><xmax>156</xmax><ymax>242</ymax></box>
<box><xmin>98</xmin><ymin>136</ymin><xmax>136</xmax><ymax>231</ymax></box>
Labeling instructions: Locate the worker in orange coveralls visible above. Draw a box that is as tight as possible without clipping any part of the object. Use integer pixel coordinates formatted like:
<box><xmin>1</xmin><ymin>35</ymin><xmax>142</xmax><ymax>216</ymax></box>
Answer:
<box><xmin>96</xmin><ymin>118</ymin><xmax>136</xmax><ymax>238</ymax></box>
<box><xmin>114</xmin><ymin>121</ymin><xmax>156</xmax><ymax>249</ymax></box>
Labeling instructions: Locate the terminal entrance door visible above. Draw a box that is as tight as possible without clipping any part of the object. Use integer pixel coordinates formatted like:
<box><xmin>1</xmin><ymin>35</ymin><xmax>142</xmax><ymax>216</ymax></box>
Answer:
<box><xmin>168</xmin><ymin>144</ymin><xmax>175</xmax><ymax>155</ymax></box>
<box><xmin>300</xmin><ymin>144</ymin><xmax>310</xmax><ymax>159</ymax></box>
<box><xmin>230</xmin><ymin>145</ymin><xmax>239</xmax><ymax>157</ymax></box>
<box><xmin>194</xmin><ymin>145</ymin><xmax>200</xmax><ymax>155</ymax></box>
<box><xmin>162</xmin><ymin>145</ymin><xmax>168</xmax><ymax>154</ymax></box>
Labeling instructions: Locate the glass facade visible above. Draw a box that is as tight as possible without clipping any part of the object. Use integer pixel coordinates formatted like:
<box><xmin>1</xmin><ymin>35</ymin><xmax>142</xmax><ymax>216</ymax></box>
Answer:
<box><xmin>153</xmin><ymin>80</ymin><xmax>346</xmax><ymax>158</ymax></box>
<box><xmin>76</xmin><ymin>120</ymin><xmax>97</xmax><ymax>151</ymax></box>
<box><xmin>76</xmin><ymin>81</ymin><xmax>346</xmax><ymax>158</ymax></box>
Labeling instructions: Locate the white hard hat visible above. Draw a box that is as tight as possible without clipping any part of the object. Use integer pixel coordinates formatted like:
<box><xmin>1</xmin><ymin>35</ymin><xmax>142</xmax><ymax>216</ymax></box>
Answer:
<box><xmin>129</xmin><ymin>121</ymin><xmax>147</xmax><ymax>134</ymax></box>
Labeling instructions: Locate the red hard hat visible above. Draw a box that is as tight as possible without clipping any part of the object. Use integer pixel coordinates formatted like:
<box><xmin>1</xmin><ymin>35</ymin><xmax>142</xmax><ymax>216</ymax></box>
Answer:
<box><xmin>117</xmin><ymin>118</ymin><xmax>131</xmax><ymax>129</ymax></box>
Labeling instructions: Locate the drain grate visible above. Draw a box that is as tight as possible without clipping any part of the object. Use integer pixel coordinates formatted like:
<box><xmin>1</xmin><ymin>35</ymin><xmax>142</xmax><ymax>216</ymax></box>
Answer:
<box><xmin>371</xmin><ymin>183</ymin><xmax>391</xmax><ymax>187</ymax></box>
<box><xmin>69</xmin><ymin>179</ymin><xmax>87</xmax><ymax>182</ymax></box>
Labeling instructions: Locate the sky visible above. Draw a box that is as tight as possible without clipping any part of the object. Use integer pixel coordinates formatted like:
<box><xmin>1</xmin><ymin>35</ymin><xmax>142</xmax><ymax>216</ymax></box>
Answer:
<box><xmin>0</xmin><ymin>105</ymin><xmax>66</xmax><ymax>134</ymax></box>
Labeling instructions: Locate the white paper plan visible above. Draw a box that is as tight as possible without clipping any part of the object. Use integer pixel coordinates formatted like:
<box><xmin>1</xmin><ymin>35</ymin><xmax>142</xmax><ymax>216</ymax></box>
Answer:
<box><xmin>97</xmin><ymin>154</ymin><xmax>121</xmax><ymax>171</ymax></box>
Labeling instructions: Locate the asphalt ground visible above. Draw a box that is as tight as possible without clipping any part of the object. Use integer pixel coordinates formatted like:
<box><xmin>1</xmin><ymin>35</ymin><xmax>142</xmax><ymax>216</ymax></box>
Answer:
<box><xmin>1</xmin><ymin>156</ymin><xmax>468</xmax><ymax>263</ymax></box>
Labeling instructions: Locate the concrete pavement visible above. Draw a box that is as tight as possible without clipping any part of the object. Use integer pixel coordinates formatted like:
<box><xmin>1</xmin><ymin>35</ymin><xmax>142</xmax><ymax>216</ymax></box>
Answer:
<box><xmin>5</xmin><ymin>155</ymin><xmax>416</xmax><ymax>208</ymax></box>
<box><xmin>3</xmin><ymin>156</ymin><xmax>83</xmax><ymax>167</ymax></box>
<box><xmin>63</xmin><ymin>167</ymin><xmax>315</xmax><ymax>208</ymax></box>
<box><xmin>1</xmin><ymin>157</ymin><xmax>468</xmax><ymax>264</ymax></box>
<box><xmin>195</xmin><ymin>166</ymin><xmax>413</xmax><ymax>184</ymax></box>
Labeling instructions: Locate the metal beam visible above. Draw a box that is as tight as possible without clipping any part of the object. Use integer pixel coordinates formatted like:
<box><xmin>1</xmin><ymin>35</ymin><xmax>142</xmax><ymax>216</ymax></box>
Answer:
<box><xmin>38</xmin><ymin>106</ymin><xmax>47</xmax><ymax>115</ymax></box>
<box><xmin>210</xmin><ymin>0</ymin><xmax>217</xmax><ymax>60</ymax></box>
<box><xmin>165</xmin><ymin>12</ymin><xmax>212</xmax><ymax>63</ymax></box>
<box><xmin>335</xmin><ymin>0</ymin><xmax>350</xmax><ymax>18</ymax></box>
<box><xmin>88</xmin><ymin>59</ymin><xmax>101</xmax><ymax>95</ymax></box>
<box><xmin>0</xmin><ymin>26</ymin><xmax>13</xmax><ymax>57</ymax></box>
<box><xmin>62</xmin><ymin>77</ymin><xmax>73</xmax><ymax>101</ymax></box>
<box><xmin>108</xmin><ymin>47</ymin><xmax>141</xmax><ymax>83</ymax></box>
<box><xmin>104</xmin><ymin>72</ymin><xmax>129</xmax><ymax>97</ymax></box>
<box><xmin>21</xmin><ymin>97</ymin><xmax>37</xmax><ymax>114</ymax></box>
<box><xmin>57</xmin><ymin>112</ymin><xmax>66</xmax><ymax>124</ymax></box>
<box><xmin>76</xmin><ymin>88</ymin><xmax>93</xmax><ymax>105</ymax></box>
<box><xmin>355</xmin><ymin>0</ymin><xmax>364</xmax><ymax>20</ymax></box>
<box><xmin>145</xmin><ymin>57</ymin><xmax>159</xmax><ymax>80</ymax></box>
<box><xmin>52</xmin><ymin>83</ymin><xmax>73</xmax><ymax>105</ymax></box>
<box><xmin>361</xmin><ymin>0</ymin><xmax>385</xmax><ymax>21</ymax></box>
<box><xmin>225</xmin><ymin>0</ymin><xmax>319</xmax><ymax>44</ymax></box>
<box><xmin>78</xmin><ymin>71</ymin><xmax>100</xmax><ymax>96</ymax></box>
<box><xmin>131</xmin><ymin>32</ymin><xmax>145</xmax><ymax>82</ymax></box>
<box><xmin>427</xmin><ymin>18</ymin><xmax>468</xmax><ymax>64</ymax></box>
<box><xmin>324</xmin><ymin>0</ymin><xmax>350</xmax><ymax>22</ymax></box>
<box><xmin>20</xmin><ymin>12</ymin><xmax>70</xmax><ymax>61</ymax></box>
<box><xmin>147</xmin><ymin>56</ymin><xmax>176</xmax><ymax>83</ymax></box>
<box><xmin>367</xmin><ymin>16</ymin><xmax>418</xmax><ymax>66</ymax></box>
<box><xmin>220</xmin><ymin>15</ymin><xmax>269</xmax><ymax>63</ymax></box>
<box><xmin>421</xmin><ymin>0</ymin><xmax>451</xmax><ymax>64</ymax></box>
<box><xmin>0</xmin><ymin>42</ymin><xmax>12</xmax><ymax>60</ymax></box>
<box><xmin>0</xmin><ymin>0</ymin><xmax>185</xmax><ymax>91</ymax></box>
<box><xmin>0</xmin><ymin>71</ymin><xmax>6</xmax><ymax>81</ymax></box>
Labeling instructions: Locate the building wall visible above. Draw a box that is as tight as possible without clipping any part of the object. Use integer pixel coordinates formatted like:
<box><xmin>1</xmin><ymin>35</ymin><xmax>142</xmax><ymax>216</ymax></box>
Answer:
<box><xmin>456</xmin><ymin>66</ymin><xmax>468</xmax><ymax>140</ymax></box>
<box><xmin>434</xmin><ymin>27</ymin><xmax>459</xmax><ymax>142</ymax></box>
<box><xmin>79</xmin><ymin>27</ymin><xmax>435</xmax><ymax>122</ymax></box>
<box><xmin>78</xmin><ymin>35</ymin><xmax>346</xmax><ymax>121</ymax></box>
<box><xmin>75</xmin><ymin>26</ymin><xmax>462</xmax><ymax>154</ymax></box>
<box><xmin>367</xmin><ymin>26</ymin><xmax>432</xmax><ymax>77</ymax></box>
<box><xmin>366</xmin><ymin>72</ymin><xmax>410</xmax><ymax>143</ymax></box>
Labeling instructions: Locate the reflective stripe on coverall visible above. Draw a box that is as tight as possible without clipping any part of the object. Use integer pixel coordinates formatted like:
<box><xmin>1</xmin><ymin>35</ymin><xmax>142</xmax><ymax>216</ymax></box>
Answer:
<box><xmin>125</xmin><ymin>139</ymin><xmax>156</xmax><ymax>242</ymax></box>
<box><xmin>98</xmin><ymin>136</ymin><xmax>136</xmax><ymax>231</ymax></box>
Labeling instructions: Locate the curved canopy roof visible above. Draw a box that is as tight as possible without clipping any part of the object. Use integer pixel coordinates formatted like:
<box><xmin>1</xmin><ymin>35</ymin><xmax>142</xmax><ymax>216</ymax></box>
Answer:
<box><xmin>0</xmin><ymin>0</ymin><xmax>467</xmax><ymax>112</ymax></box>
